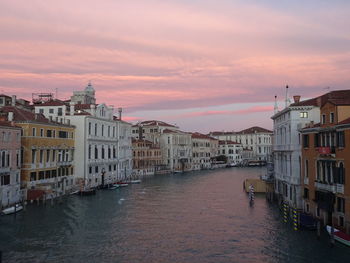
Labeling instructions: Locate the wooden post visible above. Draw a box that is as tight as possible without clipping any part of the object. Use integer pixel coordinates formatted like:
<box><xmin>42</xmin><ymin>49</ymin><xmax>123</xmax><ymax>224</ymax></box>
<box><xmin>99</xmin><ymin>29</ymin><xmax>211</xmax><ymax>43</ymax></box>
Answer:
<box><xmin>330</xmin><ymin>225</ymin><xmax>335</xmax><ymax>247</ymax></box>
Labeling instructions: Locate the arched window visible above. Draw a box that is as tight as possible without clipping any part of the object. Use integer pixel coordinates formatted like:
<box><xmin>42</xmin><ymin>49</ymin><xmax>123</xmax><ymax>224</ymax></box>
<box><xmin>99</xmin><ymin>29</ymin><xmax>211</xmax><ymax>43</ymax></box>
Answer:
<box><xmin>339</xmin><ymin>162</ymin><xmax>345</xmax><ymax>184</ymax></box>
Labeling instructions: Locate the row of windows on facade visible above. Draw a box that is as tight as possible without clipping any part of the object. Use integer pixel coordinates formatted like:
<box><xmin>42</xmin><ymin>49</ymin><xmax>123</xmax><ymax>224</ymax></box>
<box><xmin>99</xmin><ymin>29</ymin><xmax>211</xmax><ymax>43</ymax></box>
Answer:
<box><xmin>133</xmin><ymin>150</ymin><xmax>161</xmax><ymax>157</ymax></box>
<box><xmin>29</xmin><ymin>167</ymin><xmax>73</xmax><ymax>181</ymax></box>
<box><xmin>303</xmin><ymin>131</ymin><xmax>345</xmax><ymax>148</ymax></box>
<box><xmin>38</xmin><ymin>107</ymin><xmax>64</xmax><ymax>116</ymax></box>
<box><xmin>0</xmin><ymin>173</ymin><xmax>19</xmax><ymax>186</ymax></box>
<box><xmin>1</xmin><ymin>131</ymin><xmax>20</xmax><ymax>142</ymax></box>
<box><xmin>193</xmin><ymin>152</ymin><xmax>212</xmax><ymax>158</ymax></box>
<box><xmin>88</xmin><ymin>164</ymin><xmax>117</xmax><ymax>174</ymax></box>
<box><xmin>192</xmin><ymin>142</ymin><xmax>211</xmax><ymax>147</ymax></box>
<box><xmin>88</xmin><ymin>122</ymin><xmax>117</xmax><ymax>138</ymax></box>
<box><xmin>30</xmin><ymin>128</ymin><xmax>72</xmax><ymax>139</ymax></box>
<box><xmin>304</xmin><ymin>160</ymin><xmax>346</xmax><ymax>185</ymax></box>
<box><xmin>132</xmin><ymin>128</ymin><xmax>159</xmax><ymax>134</ymax></box>
<box><xmin>220</xmin><ymin>149</ymin><xmax>241</xmax><ymax>155</ymax></box>
<box><xmin>31</xmin><ymin>149</ymin><xmax>73</xmax><ymax>164</ymax></box>
<box><xmin>88</xmin><ymin>145</ymin><xmax>117</xmax><ymax>159</ymax></box>
<box><xmin>133</xmin><ymin>160</ymin><xmax>162</xmax><ymax>168</ymax></box>
<box><xmin>0</xmin><ymin>151</ymin><xmax>20</xmax><ymax>168</ymax></box>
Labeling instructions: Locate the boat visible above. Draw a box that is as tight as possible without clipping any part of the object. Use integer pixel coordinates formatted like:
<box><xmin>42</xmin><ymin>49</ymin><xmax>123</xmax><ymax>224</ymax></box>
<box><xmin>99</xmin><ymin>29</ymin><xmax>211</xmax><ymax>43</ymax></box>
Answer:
<box><xmin>326</xmin><ymin>225</ymin><xmax>350</xmax><ymax>246</ymax></box>
<box><xmin>130</xmin><ymin>179</ymin><xmax>141</xmax><ymax>184</ymax></box>
<box><xmin>108</xmin><ymin>185</ymin><xmax>119</xmax><ymax>190</ymax></box>
<box><xmin>69</xmin><ymin>190</ymin><xmax>80</xmax><ymax>195</ymax></box>
<box><xmin>2</xmin><ymin>203</ymin><xmax>23</xmax><ymax>215</ymax></box>
<box><xmin>116</xmin><ymin>181</ymin><xmax>129</xmax><ymax>187</ymax></box>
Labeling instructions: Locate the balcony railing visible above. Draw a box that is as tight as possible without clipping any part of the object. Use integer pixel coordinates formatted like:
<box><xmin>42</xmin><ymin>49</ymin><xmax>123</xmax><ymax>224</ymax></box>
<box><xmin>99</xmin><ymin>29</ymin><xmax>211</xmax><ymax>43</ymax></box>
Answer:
<box><xmin>314</xmin><ymin>181</ymin><xmax>335</xmax><ymax>193</ymax></box>
<box><xmin>318</xmin><ymin>146</ymin><xmax>336</xmax><ymax>155</ymax></box>
<box><xmin>336</xmin><ymin>184</ymin><xmax>344</xmax><ymax>194</ymax></box>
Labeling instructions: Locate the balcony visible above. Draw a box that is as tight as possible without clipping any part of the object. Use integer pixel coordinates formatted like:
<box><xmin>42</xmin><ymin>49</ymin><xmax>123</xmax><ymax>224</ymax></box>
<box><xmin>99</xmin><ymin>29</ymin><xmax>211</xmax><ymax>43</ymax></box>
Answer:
<box><xmin>314</xmin><ymin>181</ymin><xmax>335</xmax><ymax>193</ymax></box>
<box><xmin>318</xmin><ymin>146</ymin><xmax>336</xmax><ymax>155</ymax></box>
<box><xmin>57</xmin><ymin>160</ymin><xmax>73</xmax><ymax>166</ymax></box>
<box><xmin>336</xmin><ymin>184</ymin><xmax>344</xmax><ymax>194</ymax></box>
<box><xmin>0</xmin><ymin>167</ymin><xmax>10</xmax><ymax>174</ymax></box>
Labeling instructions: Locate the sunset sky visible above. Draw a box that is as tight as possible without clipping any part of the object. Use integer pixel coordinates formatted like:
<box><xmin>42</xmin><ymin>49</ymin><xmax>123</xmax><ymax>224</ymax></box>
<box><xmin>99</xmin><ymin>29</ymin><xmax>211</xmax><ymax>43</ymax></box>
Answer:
<box><xmin>1</xmin><ymin>0</ymin><xmax>350</xmax><ymax>133</ymax></box>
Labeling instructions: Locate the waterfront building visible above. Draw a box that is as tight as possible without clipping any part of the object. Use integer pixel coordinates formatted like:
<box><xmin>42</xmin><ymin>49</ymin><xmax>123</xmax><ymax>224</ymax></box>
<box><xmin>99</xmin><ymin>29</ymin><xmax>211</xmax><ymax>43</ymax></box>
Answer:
<box><xmin>218</xmin><ymin>140</ymin><xmax>243</xmax><ymax>166</ymax></box>
<box><xmin>191</xmin><ymin>133</ymin><xmax>216</xmax><ymax>170</ymax></box>
<box><xmin>0</xmin><ymin>121</ymin><xmax>22</xmax><ymax>208</ymax></box>
<box><xmin>271</xmin><ymin>89</ymin><xmax>320</xmax><ymax>209</ymax></box>
<box><xmin>34</xmin><ymin>83</ymin><xmax>132</xmax><ymax>187</ymax></box>
<box><xmin>209</xmin><ymin>126</ymin><xmax>272</xmax><ymax>162</ymax></box>
<box><xmin>160</xmin><ymin>129</ymin><xmax>192</xmax><ymax>172</ymax></box>
<box><xmin>0</xmin><ymin>106</ymin><xmax>76</xmax><ymax>199</ymax></box>
<box><xmin>132</xmin><ymin>138</ymin><xmax>162</xmax><ymax>177</ymax></box>
<box><xmin>301</xmin><ymin>90</ymin><xmax>350</xmax><ymax>233</ymax></box>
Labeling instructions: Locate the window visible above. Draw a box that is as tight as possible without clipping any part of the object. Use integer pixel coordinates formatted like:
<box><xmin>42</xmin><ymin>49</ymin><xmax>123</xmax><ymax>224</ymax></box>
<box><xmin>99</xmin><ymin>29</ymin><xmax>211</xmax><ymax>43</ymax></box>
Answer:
<box><xmin>30</xmin><ymin>172</ymin><xmax>37</xmax><ymax>181</ymax></box>
<box><xmin>338</xmin><ymin>162</ymin><xmax>345</xmax><ymax>184</ymax></box>
<box><xmin>32</xmin><ymin>128</ymin><xmax>36</xmax><ymax>136</ymax></box>
<box><xmin>89</xmin><ymin>166</ymin><xmax>92</xmax><ymax>174</ymax></box>
<box><xmin>0</xmin><ymin>174</ymin><xmax>10</xmax><ymax>185</ymax></box>
<box><xmin>102</xmin><ymin>125</ymin><xmax>104</xmax><ymax>136</ymax></box>
<box><xmin>305</xmin><ymin>160</ymin><xmax>309</xmax><ymax>178</ymax></box>
<box><xmin>95</xmin><ymin>146</ymin><xmax>98</xmax><ymax>159</ymax></box>
<box><xmin>46</xmin><ymin>150</ymin><xmax>50</xmax><ymax>162</ymax></box>
<box><xmin>95</xmin><ymin>123</ymin><xmax>97</xmax><ymax>135</ymax></box>
<box><xmin>322</xmin><ymin>114</ymin><xmax>326</xmax><ymax>124</ymax></box>
<box><xmin>39</xmin><ymin>150</ymin><xmax>44</xmax><ymax>163</ymax></box>
<box><xmin>40</xmin><ymin>129</ymin><xmax>44</xmax><ymax>137</ymax></box>
<box><xmin>337</xmin><ymin>197</ymin><xmax>345</xmax><ymax>213</ymax></box>
<box><xmin>330</xmin><ymin>112</ymin><xmax>335</xmax><ymax>123</ymax></box>
<box><xmin>95</xmin><ymin>166</ymin><xmax>98</xmax><ymax>173</ymax></box>
<box><xmin>88</xmin><ymin>145</ymin><xmax>91</xmax><ymax>159</ymax></box>
<box><xmin>337</xmin><ymin>131</ymin><xmax>345</xmax><ymax>148</ymax></box>
<box><xmin>58</xmin><ymin>108</ymin><xmax>63</xmax><ymax>116</ymax></box>
<box><xmin>58</xmin><ymin>131</ymin><xmax>68</xmax><ymax>138</ymax></box>
<box><xmin>303</xmin><ymin>134</ymin><xmax>309</xmax><ymax>148</ymax></box>
<box><xmin>88</xmin><ymin>122</ymin><xmax>92</xmax><ymax>135</ymax></box>
<box><xmin>303</xmin><ymin>188</ymin><xmax>309</xmax><ymax>199</ymax></box>
<box><xmin>39</xmin><ymin>171</ymin><xmax>44</xmax><ymax>180</ymax></box>
<box><xmin>39</xmin><ymin>109</ymin><xmax>44</xmax><ymax>114</ymax></box>
<box><xmin>46</xmin><ymin>130</ymin><xmax>52</xmax><ymax>137</ymax></box>
<box><xmin>49</xmin><ymin>108</ymin><xmax>54</xmax><ymax>114</ymax></box>
<box><xmin>52</xmin><ymin>150</ymin><xmax>56</xmax><ymax>162</ymax></box>
<box><xmin>314</xmin><ymin>133</ymin><xmax>320</xmax><ymax>147</ymax></box>
<box><xmin>31</xmin><ymin>149</ymin><xmax>36</xmax><ymax>163</ymax></box>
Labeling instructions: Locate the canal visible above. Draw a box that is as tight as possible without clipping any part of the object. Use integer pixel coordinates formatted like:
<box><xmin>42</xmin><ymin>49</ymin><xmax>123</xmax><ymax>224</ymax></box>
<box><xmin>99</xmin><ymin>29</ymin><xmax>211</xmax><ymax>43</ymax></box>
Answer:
<box><xmin>1</xmin><ymin>168</ymin><xmax>350</xmax><ymax>263</ymax></box>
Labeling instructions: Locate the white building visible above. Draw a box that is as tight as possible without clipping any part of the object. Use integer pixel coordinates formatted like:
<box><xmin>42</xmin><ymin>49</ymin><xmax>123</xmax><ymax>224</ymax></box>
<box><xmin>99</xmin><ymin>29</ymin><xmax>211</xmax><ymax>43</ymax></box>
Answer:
<box><xmin>209</xmin><ymin>126</ymin><xmax>273</xmax><ymax>162</ymax></box>
<box><xmin>191</xmin><ymin>133</ymin><xmax>217</xmax><ymax>170</ymax></box>
<box><xmin>218</xmin><ymin>140</ymin><xmax>243</xmax><ymax>166</ymax></box>
<box><xmin>271</xmin><ymin>91</ymin><xmax>320</xmax><ymax>208</ymax></box>
<box><xmin>34</xmin><ymin>83</ymin><xmax>133</xmax><ymax>188</ymax></box>
<box><xmin>160</xmin><ymin>129</ymin><xmax>192</xmax><ymax>172</ymax></box>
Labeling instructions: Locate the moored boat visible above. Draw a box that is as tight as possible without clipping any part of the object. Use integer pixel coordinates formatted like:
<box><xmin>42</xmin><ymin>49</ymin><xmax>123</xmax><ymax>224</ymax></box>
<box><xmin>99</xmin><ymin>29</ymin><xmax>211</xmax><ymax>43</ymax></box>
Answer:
<box><xmin>2</xmin><ymin>203</ymin><xmax>23</xmax><ymax>215</ymax></box>
<box><xmin>79</xmin><ymin>188</ymin><xmax>96</xmax><ymax>196</ymax></box>
<box><xmin>326</xmin><ymin>225</ymin><xmax>350</xmax><ymax>246</ymax></box>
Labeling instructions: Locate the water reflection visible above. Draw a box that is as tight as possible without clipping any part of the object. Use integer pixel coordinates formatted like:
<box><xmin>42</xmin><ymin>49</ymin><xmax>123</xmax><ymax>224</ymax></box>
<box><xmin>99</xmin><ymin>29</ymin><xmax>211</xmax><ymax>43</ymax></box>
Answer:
<box><xmin>1</xmin><ymin>168</ymin><xmax>350</xmax><ymax>263</ymax></box>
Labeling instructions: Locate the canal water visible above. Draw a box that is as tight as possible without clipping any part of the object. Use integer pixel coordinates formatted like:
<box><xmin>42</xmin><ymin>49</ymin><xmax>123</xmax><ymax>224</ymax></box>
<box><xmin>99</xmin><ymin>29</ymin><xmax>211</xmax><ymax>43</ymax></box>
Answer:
<box><xmin>1</xmin><ymin>168</ymin><xmax>350</xmax><ymax>263</ymax></box>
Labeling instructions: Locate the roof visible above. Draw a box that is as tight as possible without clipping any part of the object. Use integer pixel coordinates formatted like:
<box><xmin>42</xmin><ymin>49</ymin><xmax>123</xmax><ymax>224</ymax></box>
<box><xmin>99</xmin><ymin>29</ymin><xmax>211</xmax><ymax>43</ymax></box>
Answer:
<box><xmin>191</xmin><ymin>132</ymin><xmax>215</xmax><ymax>140</ymax></box>
<box><xmin>0</xmin><ymin>94</ymin><xmax>11</xmax><ymax>98</ymax></box>
<box><xmin>290</xmin><ymin>97</ymin><xmax>319</xmax><ymax>107</ymax></box>
<box><xmin>137</xmin><ymin>120</ymin><xmax>177</xmax><ymax>128</ymax></box>
<box><xmin>35</xmin><ymin>100</ymin><xmax>67</xmax><ymax>107</ymax></box>
<box><xmin>163</xmin><ymin>128</ymin><xmax>188</xmax><ymax>134</ymax></box>
<box><xmin>209</xmin><ymin>131</ymin><xmax>234</xmax><ymax>136</ymax></box>
<box><xmin>291</xmin><ymin>90</ymin><xmax>350</xmax><ymax>107</ymax></box>
<box><xmin>338</xmin><ymin>117</ymin><xmax>350</xmax><ymax>125</ymax></box>
<box><xmin>1</xmin><ymin>106</ymin><xmax>50</xmax><ymax>123</ymax></box>
<box><xmin>237</xmin><ymin>126</ymin><xmax>272</xmax><ymax>134</ymax></box>
<box><xmin>0</xmin><ymin>121</ymin><xmax>21</xmax><ymax>129</ymax></box>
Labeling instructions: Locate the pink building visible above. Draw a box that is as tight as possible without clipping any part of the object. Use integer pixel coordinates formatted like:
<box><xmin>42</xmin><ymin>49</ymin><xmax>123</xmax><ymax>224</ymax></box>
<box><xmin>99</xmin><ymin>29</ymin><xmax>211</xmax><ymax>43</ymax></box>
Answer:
<box><xmin>0</xmin><ymin>121</ymin><xmax>21</xmax><ymax>208</ymax></box>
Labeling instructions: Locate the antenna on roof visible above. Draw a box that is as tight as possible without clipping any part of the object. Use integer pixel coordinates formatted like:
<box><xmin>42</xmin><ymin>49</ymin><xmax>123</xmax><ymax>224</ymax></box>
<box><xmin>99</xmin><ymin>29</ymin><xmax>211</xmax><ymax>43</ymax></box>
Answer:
<box><xmin>274</xmin><ymin>95</ymin><xmax>279</xmax><ymax>114</ymax></box>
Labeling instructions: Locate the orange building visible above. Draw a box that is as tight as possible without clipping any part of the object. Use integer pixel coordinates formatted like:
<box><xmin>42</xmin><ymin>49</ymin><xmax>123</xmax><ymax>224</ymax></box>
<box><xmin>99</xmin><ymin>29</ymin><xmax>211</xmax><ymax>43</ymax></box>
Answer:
<box><xmin>301</xmin><ymin>90</ymin><xmax>350</xmax><ymax>233</ymax></box>
<box><xmin>132</xmin><ymin>139</ymin><xmax>162</xmax><ymax>177</ymax></box>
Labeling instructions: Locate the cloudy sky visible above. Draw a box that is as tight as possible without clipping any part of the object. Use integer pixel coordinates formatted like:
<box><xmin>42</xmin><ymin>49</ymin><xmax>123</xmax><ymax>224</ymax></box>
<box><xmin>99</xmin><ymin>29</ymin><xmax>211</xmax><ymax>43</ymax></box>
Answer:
<box><xmin>1</xmin><ymin>0</ymin><xmax>350</xmax><ymax>133</ymax></box>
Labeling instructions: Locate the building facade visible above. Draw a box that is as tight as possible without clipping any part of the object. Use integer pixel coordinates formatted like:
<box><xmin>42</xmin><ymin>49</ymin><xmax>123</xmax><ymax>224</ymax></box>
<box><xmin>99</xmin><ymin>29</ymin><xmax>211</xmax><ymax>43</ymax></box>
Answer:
<box><xmin>0</xmin><ymin>121</ymin><xmax>22</xmax><ymax>208</ymax></box>
<box><xmin>191</xmin><ymin>133</ymin><xmax>216</xmax><ymax>170</ymax></box>
<box><xmin>272</xmin><ymin>95</ymin><xmax>320</xmax><ymax>209</ymax></box>
<box><xmin>218</xmin><ymin>140</ymin><xmax>243</xmax><ymax>166</ymax></box>
<box><xmin>301</xmin><ymin>90</ymin><xmax>350</xmax><ymax>233</ymax></box>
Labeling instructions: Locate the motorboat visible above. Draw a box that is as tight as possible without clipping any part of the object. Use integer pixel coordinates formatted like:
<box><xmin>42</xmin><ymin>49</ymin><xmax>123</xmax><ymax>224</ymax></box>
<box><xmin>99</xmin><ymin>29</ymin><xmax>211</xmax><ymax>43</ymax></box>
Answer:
<box><xmin>2</xmin><ymin>203</ymin><xmax>23</xmax><ymax>215</ymax></box>
<box><xmin>326</xmin><ymin>225</ymin><xmax>350</xmax><ymax>246</ymax></box>
<box><xmin>130</xmin><ymin>179</ymin><xmax>141</xmax><ymax>184</ymax></box>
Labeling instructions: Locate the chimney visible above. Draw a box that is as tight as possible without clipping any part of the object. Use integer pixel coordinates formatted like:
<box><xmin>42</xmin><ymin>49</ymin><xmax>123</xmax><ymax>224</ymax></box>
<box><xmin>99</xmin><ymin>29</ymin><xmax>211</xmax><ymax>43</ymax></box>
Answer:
<box><xmin>69</xmin><ymin>101</ymin><xmax>75</xmax><ymax>116</ymax></box>
<box><xmin>293</xmin><ymin>95</ymin><xmax>301</xmax><ymax>104</ymax></box>
<box><xmin>118</xmin><ymin>107</ymin><xmax>122</xmax><ymax>120</ymax></box>
<box><xmin>8</xmin><ymin>112</ymin><xmax>14</xmax><ymax>121</ymax></box>
<box><xmin>274</xmin><ymin>95</ymin><xmax>279</xmax><ymax>114</ymax></box>
<box><xmin>90</xmin><ymin>104</ymin><xmax>96</xmax><ymax>116</ymax></box>
<box><xmin>11</xmin><ymin>95</ymin><xmax>16</xmax><ymax>106</ymax></box>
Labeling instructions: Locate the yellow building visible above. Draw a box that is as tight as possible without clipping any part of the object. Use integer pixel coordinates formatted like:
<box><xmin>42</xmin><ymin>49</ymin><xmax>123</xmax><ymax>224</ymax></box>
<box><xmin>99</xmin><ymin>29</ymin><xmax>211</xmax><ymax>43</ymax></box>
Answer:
<box><xmin>1</xmin><ymin>106</ymin><xmax>75</xmax><ymax>199</ymax></box>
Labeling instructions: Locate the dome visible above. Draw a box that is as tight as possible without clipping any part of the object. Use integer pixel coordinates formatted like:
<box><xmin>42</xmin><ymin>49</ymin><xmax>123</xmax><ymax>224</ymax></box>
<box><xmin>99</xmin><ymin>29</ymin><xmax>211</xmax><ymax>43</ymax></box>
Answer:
<box><xmin>85</xmin><ymin>82</ymin><xmax>95</xmax><ymax>93</ymax></box>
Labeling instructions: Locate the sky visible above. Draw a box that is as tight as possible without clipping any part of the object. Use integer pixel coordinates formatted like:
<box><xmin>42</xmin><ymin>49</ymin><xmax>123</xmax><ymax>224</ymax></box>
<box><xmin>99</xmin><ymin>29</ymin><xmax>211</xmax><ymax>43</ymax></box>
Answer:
<box><xmin>1</xmin><ymin>0</ymin><xmax>350</xmax><ymax>133</ymax></box>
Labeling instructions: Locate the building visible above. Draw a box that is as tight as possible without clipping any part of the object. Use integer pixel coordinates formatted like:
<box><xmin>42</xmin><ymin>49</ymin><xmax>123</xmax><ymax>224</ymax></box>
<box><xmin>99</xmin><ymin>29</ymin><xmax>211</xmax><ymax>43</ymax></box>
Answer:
<box><xmin>191</xmin><ymin>133</ymin><xmax>217</xmax><ymax>170</ymax></box>
<box><xmin>34</xmin><ymin>83</ymin><xmax>133</xmax><ymax>187</ymax></box>
<box><xmin>160</xmin><ymin>129</ymin><xmax>192</xmax><ymax>172</ymax></box>
<box><xmin>209</xmin><ymin>126</ymin><xmax>272</xmax><ymax>162</ymax></box>
<box><xmin>301</xmin><ymin>90</ymin><xmax>350</xmax><ymax>233</ymax></box>
<box><xmin>0</xmin><ymin>121</ymin><xmax>22</xmax><ymax>208</ymax></box>
<box><xmin>272</xmin><ymin>90</ymin><xmax>320</xmax><ymax>209</ymax></box>
<box><xmin>0</xmin><ymin>106</ymin><xmax>76</xmax><ymax>199</ymax></box>
<box><xmin>132</xmin><ymin>138</ymin><xmax>162</xmax><ymax>177</ymax></box>
<box><xmin>218</xmin><ymin>140</ymin><xmax>243</xmax><ymax>166</ymax></box>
